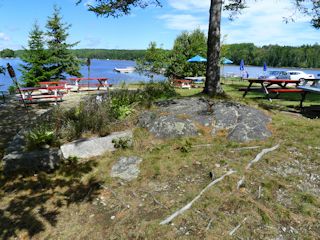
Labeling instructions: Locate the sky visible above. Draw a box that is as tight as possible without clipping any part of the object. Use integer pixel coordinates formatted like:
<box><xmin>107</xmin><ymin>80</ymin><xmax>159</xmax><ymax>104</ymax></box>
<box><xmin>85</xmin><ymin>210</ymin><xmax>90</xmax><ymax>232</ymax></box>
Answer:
<box><xmin>0</xmin><ymin>0</ymin><xmax>320</xmax><ymax>50</ymax></box>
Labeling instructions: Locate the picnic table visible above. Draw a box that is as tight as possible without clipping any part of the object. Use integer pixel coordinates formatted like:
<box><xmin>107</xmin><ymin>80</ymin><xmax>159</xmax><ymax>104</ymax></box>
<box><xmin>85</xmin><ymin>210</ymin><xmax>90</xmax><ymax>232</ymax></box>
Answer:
<box><xmin>69</xmin><ymin>77</ymin><xmax>111</xmax><ymax>91</ymax></box>
<box><xmin>242</xmin><ymin>78</ymin><xmax>300</xmax><ymax>101</ymax></box>
<box><xmin>298</xmin><ymin>79</ymin><xmax>320</xmax><ymax>107</ymax></box>
<box><xmin>40</xmin><ymin>81</ymin><xmax>70</xmax><ymax>93</ymax></box>
<box><xmin>19</xmin><ymin>86</ymin><xmax>64</xmax><ymax>105</ymax></box>
<box><xmin>172</xmin><ymin>79</ymin><xmax>192</xmax><ymax>89</ymax></box>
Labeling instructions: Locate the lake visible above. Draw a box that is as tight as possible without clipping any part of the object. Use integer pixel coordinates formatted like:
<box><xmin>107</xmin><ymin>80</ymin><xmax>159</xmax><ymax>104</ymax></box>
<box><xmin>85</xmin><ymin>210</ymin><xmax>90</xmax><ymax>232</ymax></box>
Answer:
<box><xmin>0</xmin><ymin>59</ymin><xmax>166</xmax><ymax>91</ymax></box>
<box><xmin>1</xmin><ymin>58</ymin><xmax>320</xmax><ymax>91</ymax></box>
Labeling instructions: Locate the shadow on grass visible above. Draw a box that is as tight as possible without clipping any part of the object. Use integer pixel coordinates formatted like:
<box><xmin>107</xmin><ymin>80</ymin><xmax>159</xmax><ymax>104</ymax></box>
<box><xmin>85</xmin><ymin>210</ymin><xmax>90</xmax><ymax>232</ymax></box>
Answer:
<box><xmin>0</xmin><ymin>158</ymin><xmax>101</xmax><ymax>239</ymax></box>
<box><xmin>301</xmin><ymin>105</ymin><xmax>320</xmax><ymax>119</ymax></box>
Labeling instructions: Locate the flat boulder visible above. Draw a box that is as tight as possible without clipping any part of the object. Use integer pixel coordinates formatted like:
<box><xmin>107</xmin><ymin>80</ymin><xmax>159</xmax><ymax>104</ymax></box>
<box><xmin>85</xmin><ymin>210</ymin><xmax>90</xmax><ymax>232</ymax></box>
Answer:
<box><xmin>60</xmin><ymin>130</ymin><xmax>133</xmax><ymax>159</ymax></box>
<box><xmin>110</xmin><ymin>156</ymin><xmax>143</xmax><ymax>181</ymax></box>
<box><xmin>3</xmin><ymin>149</ymin><xmax>61</xmax><ymax>173</ymax></box>
<box><xmin>139</xmin><ymin>98</ymin><xmax>271</xmax><ymax>142</ymax></box>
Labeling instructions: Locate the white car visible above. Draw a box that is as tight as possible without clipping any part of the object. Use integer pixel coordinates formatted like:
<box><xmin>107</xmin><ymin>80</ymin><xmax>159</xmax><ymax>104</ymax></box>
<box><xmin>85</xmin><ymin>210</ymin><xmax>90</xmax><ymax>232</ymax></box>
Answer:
<box><xmin>286</xmin><ymin>70</ymin><xmax>315</xmax><ymax>81</ymax></box>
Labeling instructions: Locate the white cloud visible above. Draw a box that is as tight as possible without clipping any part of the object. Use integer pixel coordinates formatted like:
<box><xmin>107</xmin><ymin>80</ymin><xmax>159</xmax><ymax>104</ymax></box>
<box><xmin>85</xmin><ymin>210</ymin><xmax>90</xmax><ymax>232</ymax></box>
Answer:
<box><xmin>167</xmin><ymin>0</ymin><xmax>209</xmax><ymax>11</ymax></box>
<box><xmin>163</xmin><ymin>0</ymin><xmax>320</xmax><ymax>46</ymax></box>
<box><xmin>0</xmin><ymin>32</ymin><xmax>10</xmax><ymax>41</ymax></box>
<box><xmin>158</xmin><ymin>14</ymin><xmax>207</xmax><ymax>31</ymax></box>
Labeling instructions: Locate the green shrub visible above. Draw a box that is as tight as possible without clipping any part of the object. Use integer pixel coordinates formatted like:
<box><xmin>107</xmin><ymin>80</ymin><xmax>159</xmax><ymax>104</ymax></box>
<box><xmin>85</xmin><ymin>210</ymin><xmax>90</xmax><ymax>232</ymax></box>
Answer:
<box><xmin>112</xmin><ymin>137</ymin><xmax>132</xmax><ymax>149</ymax></box>
<box><xmin>26</xmin><ymin>125</ymin><xmax>55</xmax><ymax>150</ymax></box>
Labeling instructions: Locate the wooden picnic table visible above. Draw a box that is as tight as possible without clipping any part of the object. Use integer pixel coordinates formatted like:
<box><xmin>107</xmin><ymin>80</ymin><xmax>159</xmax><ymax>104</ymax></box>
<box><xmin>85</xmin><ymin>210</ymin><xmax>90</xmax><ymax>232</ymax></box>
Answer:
<box><xmin>19</xmin><ymin>86</ymin><xmax>64</xmax><ymax>105</ymax></box>
<box><xmin>69</xmin><ymin>77</ymin><xmax>110</xmax><ymax>91</ymax></box>
<box><xmin>242</xmin><ymin>78</ymin><xmax>300</xmax><ymax>101</ymax></box>
<box><xmin>298</xmin><ymin>79</ymin><xmax>320</xmax><ymax>108</ymax></box>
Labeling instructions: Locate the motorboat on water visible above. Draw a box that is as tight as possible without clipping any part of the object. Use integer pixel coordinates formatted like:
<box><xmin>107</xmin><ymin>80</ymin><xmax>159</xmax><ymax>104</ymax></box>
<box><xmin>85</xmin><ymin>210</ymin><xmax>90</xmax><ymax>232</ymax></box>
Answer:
<box><xmin>114</xmin><ymin>66</ymin><xmax>135</xmax><ymax>73</ymax></box>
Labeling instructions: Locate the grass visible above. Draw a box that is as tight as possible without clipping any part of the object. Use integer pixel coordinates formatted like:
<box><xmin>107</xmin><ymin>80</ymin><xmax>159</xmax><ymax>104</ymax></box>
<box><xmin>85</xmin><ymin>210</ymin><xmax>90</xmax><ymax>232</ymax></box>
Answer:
<box><xmin>0</xmin><ymin>79</ymin><xmax>319</xmax><ymax>239</ymax></box>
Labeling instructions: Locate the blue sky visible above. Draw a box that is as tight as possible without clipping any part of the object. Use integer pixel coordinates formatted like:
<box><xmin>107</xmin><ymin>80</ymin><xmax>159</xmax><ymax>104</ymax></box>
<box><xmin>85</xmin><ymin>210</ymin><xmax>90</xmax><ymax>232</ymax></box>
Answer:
<box><xmin>0</xmin><ymin>0</ymin><xmax>320</xmax><ymax>50</ymax></box>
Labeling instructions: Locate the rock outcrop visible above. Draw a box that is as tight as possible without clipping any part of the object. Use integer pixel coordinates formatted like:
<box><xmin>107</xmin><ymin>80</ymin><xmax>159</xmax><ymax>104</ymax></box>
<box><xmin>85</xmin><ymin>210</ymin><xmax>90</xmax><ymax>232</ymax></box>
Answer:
<box><xmin>139</xmin><ymin>98</ymin><xmax>271</xmax><ymax>142</ymax></box>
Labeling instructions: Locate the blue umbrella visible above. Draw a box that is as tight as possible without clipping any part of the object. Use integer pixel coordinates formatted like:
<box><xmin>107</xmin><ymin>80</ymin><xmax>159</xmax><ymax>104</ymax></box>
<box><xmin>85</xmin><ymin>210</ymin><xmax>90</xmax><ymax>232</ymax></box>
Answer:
<box><xmin>263</xmin><ymin>62</ymin><xmax>267</xmax><ymax>72</ymax></box>
<box><xmin>187</xmin><ymin>55</ymin><xmax>207</xmax><ymax>62</ymax></box>
<box><xmin>240</xmin><ymin>59</ymin><xmax>245</xmax><ymax>71</ymax></box>
<box><xmin>221</xmin><ymin>57</ymin><xmax>233</xmax><ymax>64</ymax></box>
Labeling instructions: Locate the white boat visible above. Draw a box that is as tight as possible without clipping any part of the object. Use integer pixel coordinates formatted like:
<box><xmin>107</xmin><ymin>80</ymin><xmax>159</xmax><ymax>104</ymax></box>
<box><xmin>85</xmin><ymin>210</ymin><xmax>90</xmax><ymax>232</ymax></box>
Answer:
<box><xmin>114</xmin><ymin>66</ymin><xmax>135</xmax><ymax>73</ymax></box>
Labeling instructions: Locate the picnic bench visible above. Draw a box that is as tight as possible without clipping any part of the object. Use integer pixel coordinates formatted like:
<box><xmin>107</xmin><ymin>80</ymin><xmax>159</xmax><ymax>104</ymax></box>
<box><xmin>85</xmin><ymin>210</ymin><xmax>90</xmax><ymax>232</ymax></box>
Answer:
<box><xmin>19</xmin><ymin>86</ymin><xmax>64</xmax><ymax>105</ymax></box>
<box><xmin>297</xmin><ymin>79</ymin><xmax>320</xmax><ymax>108</ymax></box>
<box><xmin>242</xmin><ymin>78</ymin><xmax>300</xmax><ymax>101</ymax></box>
<box><xmin>172</xmin><ymin>79</ymin><xmax>192</xmax><ymax>89</ymax></box>
<box><xmin>69</xmin><ymin>77</ymin><xmax>111</xmax><ymax>91</ymax></box>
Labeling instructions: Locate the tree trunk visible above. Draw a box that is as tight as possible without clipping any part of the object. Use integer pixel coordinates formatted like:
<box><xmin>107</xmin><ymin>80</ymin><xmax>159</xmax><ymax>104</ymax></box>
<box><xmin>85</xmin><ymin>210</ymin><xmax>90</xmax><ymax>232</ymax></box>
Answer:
<box><xmin>204</xmin><ymin>0</ymin><xmax>224</xmax><ymax>96</ymax></box>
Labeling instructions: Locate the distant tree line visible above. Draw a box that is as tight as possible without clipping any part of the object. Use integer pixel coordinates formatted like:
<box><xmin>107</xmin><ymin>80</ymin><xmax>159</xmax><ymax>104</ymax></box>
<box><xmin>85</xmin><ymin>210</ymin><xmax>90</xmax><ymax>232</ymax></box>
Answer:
<box><xmin>16</xmin><ymin>43</ymin><xmax>320</xmax><ymax>69</ymax></box>
<box><xmin>0</xmin><ymin>48</ymin><xmax>15</xmax><ymax>58</ymax></box>
<box><xmin>221</xmin><ymin>43</ymin><xmax>320</xmax><ymax>68</ymax></box>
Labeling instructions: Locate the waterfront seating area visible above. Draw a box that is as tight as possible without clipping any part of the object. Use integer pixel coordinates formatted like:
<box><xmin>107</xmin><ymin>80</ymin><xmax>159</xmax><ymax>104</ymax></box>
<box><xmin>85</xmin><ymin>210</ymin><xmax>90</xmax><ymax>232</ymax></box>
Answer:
<box><xmin>15</xmin><ymin>78</ymin><xmax>111</xmax><ymax>105</ymax></box>
<box><xmin>241</xmin><ymin>78</ymin><xmax>320</xmax><ymax>107</ymax></box>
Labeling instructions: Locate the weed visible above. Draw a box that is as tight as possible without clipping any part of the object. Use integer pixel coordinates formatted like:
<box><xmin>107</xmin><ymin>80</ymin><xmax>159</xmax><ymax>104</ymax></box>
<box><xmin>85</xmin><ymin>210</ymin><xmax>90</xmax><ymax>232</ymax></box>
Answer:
<box><xmin>112</xmin><ymin>137</ymin><xmax>132</xmax><ymax>149</ymax></box>
<box><xmin>26</xmin><ymin>125</ymin><xmax>55</xmax><ymax>150</ymax></box>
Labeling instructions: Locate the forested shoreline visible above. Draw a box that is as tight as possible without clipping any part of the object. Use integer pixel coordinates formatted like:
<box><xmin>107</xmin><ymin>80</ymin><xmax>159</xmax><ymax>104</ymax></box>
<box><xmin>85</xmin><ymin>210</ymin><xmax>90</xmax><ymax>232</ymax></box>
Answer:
<box><xmin>11</xmin><ymin>43</ymin><xmax>320</xmax><ymax>68</ymax></box>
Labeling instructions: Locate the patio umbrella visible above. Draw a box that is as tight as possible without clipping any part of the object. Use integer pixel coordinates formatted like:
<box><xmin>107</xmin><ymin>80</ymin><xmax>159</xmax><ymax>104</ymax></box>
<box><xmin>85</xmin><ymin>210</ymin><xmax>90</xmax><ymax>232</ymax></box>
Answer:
<box><xmin>187</xmin><ymin>55</ymin><xmax>207</xmax><ymax>62</ymax></box>
<box><xmin>221</xmin><ymin>57</ymin><xmax>233</xmax><ymax>64</ymax></box>
<box><xmin>263</xmin><ymin>62</ymin><xmax>267</xmax><ymax>77</ymax></box>
<box><xmin>240</xmin><ymin>59</ymin><xmax>245</xmax><ymax>71</ymax></box>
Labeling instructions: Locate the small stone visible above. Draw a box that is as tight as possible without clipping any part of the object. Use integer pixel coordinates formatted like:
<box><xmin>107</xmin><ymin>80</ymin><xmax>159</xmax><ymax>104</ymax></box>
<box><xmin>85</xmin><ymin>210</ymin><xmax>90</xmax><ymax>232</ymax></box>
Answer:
<box><xmin>215</xmin><ymin>163</ymin><xmax>221</xmax><ymax>168</ymax></box>
<box><xmin>89</xmin><ymin>214</ymin><xmax>95</xmax><ymax>218</ymax></box>
<box><xmin>111</xmin><ymin>215</ymin><xmax>115</xmax><ymax>220</ymax></box>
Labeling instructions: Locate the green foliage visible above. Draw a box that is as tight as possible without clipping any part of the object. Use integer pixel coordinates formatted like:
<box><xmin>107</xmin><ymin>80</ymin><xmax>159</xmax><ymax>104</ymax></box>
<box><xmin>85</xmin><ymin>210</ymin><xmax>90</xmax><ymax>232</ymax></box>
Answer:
<box><xmin>8</xmin><ymin>85</ymin><xmax>17</xmax><ymax>95</ymax></box>
<box><xmin>51</xmin><ymin>82</ymin><xmax>175</xmax><ymax>142</ymax></box>
<box><xmin>77</xmin><ymin>0</ymin><xmax>161</xmax><ymax>17</ymax></box>
<box><xmin>26</xmin><ymin>125</ymin><xmax>55</xmax><ymax>150</ymax></box>
<box><xmin>222</xmin><ymin>43</ymin><xmax>320</xmax><ymax>69</ymax></box>
<box><xmin>71</xmin><ymin>49</ymin><xmax>147</xmax><ymax>60</ymax></box>
<box><xmin>136</xmin><ymin>42</ymin><xmax>170</xmax><ymax>76</ymax></box>
<box><xmin>112</xmin><ymin>137</ymin><xmax>132</xmax><ymax>149</ymax></box>
<box><xmin>178</xmin><ymin>140</ymin><xmax>192</xmax><ymax>153</ymax></box>
<box><xmin>140</xmin><ymin>81</ymin><xmax>177</xmax><ymax>101</ymax></box>
<box><xmin>19</xmin><ymin>22</ymin><xmax>50</xmax><ymax>87</ymax></box>
<box><xmin>166</xmin><ymin>28</ymin><xmax>207</xmax><ymax>78</ymax></box>
<box><xmin>0</xmin><ymin>48</ymin><xmax>15</xmax><ymax>58</ymax></box>
<box><xmin>45</xmin><ymin>5</ymin><xmax>81</xmax><ymax>80</ymax></box>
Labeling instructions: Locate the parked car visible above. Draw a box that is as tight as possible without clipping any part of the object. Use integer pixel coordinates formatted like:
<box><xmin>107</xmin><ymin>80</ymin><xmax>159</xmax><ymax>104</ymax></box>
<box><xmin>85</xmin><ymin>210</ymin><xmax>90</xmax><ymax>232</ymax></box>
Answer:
<box><xmin>286</xmin><ymin>70</ymin><xmax>315</xmax><ymax>81</ymax></box>
<box><xmin>258</xmin><ymin>70</ymin><xmax>290</xmax><ymax>80</ymax></box>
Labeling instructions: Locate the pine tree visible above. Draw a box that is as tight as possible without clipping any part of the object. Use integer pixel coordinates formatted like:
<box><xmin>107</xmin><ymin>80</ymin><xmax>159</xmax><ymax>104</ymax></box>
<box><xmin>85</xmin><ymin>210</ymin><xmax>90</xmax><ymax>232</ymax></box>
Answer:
<box><xmin>46</xmin><ymin>6</ymin><xmax>81</xmax><ymax>80</ymax></box>
<box><xmin>20</xmin><ymin>22</ymin><xmax>50</xmax><ymax>87</ymax></box>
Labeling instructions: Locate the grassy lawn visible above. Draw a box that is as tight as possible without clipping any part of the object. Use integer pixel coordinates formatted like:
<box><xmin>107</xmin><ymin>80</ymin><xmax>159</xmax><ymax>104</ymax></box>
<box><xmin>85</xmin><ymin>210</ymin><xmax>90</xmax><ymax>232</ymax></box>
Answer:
<box><xmin>0</xmin><ymin>80</ymin><xmax>319</xmax><ymax>239</ymax></box>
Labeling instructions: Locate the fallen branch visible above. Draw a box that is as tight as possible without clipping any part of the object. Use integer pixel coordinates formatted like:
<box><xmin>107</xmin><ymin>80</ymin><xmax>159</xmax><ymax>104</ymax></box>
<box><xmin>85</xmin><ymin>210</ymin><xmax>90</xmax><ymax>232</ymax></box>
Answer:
<box><xmin>236</xmin><ymin>176</ymin><xmax>245</xmax><ymax>190</ymax></box>
<box><xmin>192</xmin><ymin>144</ymin><xmax>214</xmax><ymax>148</ymax></box>
<box><xmin>206</xmin><ymin>218</ymin><xmax>214</xmax><ymax>231</ymax></box>
<box><xmin>245</xmin><ymin>144</ymin><xmax>280</xmax><ymax>170</ymax></box>
<box><xmin>232</xmin><ymin>146</ymin><xmax>261</xmax><ymax>151</ymax></box>
<box><xmin>258</xmin><ymin>185</ymin><xmax>262</xmax><ymax>199</ymax></box>
<box><xmin>229</xmin><ymin>217</ymin><xmax>247</xmax><ymax>236</ymax></box>
<box><xmin>160</xmin><ymin>170</ymin><xmax>236</xmax><ymax>225</ymax></box>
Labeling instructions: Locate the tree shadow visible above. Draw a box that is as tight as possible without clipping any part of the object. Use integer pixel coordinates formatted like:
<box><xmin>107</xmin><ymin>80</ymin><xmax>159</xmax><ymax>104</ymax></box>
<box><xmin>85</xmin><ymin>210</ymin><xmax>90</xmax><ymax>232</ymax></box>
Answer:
<box><xmin>0</xmin><ymin>158</ymin><xmax>101</xmax><ymax>239</ymax></box>
<box><xmin>301</xmin><ymin>105</ymin><xmax>320</xmax><ymax>119</ymax></box>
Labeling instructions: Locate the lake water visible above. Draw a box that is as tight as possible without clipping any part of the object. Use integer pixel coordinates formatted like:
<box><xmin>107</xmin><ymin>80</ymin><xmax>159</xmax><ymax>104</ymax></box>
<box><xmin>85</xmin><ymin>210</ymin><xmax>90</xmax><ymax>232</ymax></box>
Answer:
<box><xmin>1</xmin><ymin>58</ymin><xmax>320</xmax><ymax>91</ymax></box>
<box><xmin>0</xmin><ymin>58</ymin><xmax>166</xmax><ymax>91</ymax></box>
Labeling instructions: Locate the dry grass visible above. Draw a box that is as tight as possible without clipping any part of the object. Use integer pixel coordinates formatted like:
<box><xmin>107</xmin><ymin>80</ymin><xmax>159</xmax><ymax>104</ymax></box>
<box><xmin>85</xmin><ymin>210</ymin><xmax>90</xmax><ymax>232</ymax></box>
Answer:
<box><xmin>0</xmin><ymin>84</ymin><xmax>320</xmax><ymax>239</ymax></box>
